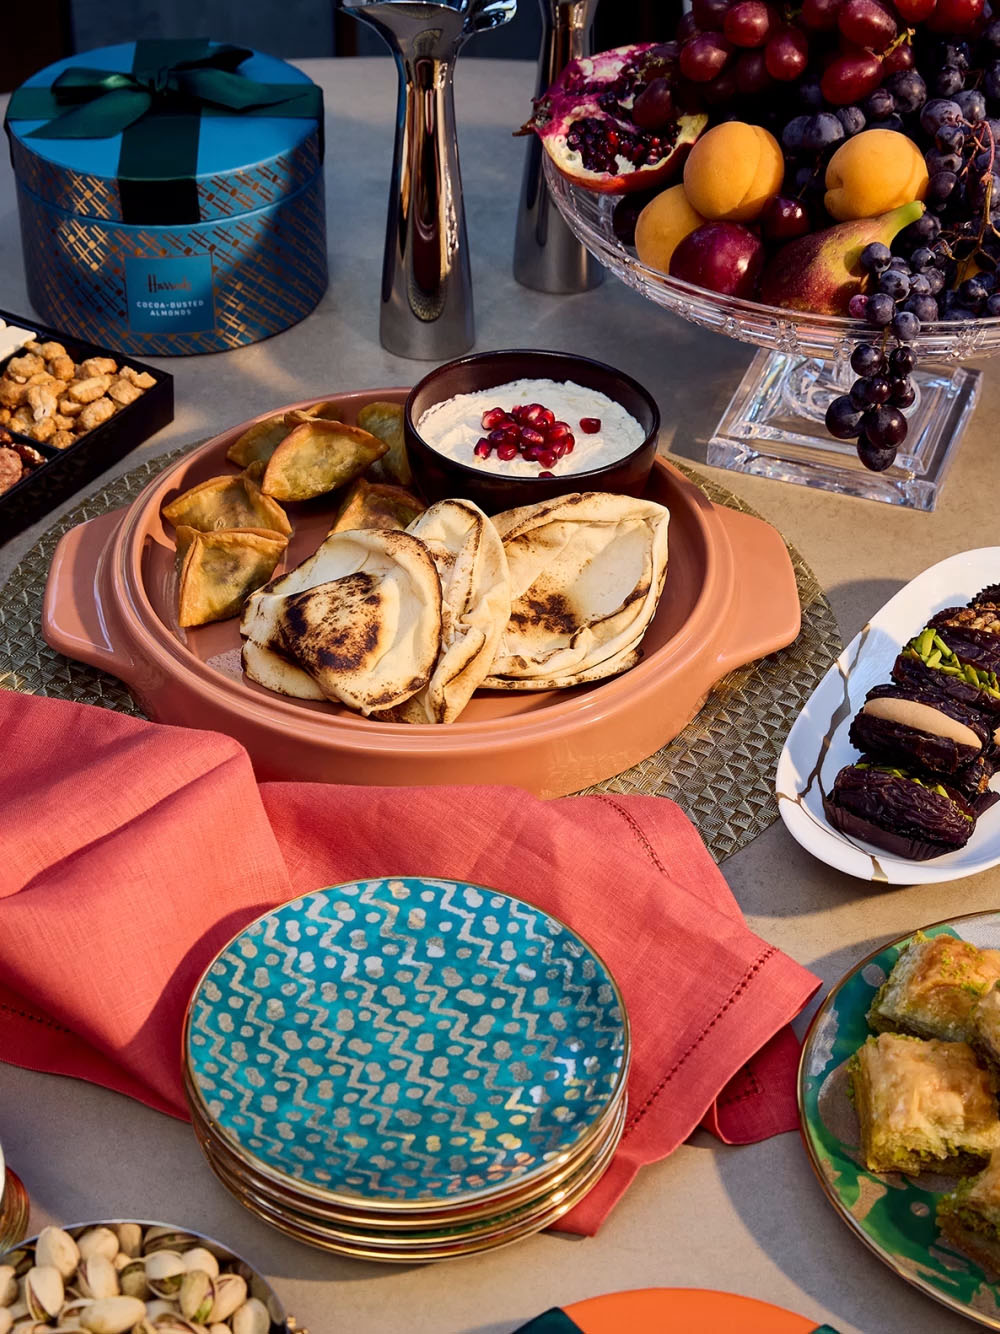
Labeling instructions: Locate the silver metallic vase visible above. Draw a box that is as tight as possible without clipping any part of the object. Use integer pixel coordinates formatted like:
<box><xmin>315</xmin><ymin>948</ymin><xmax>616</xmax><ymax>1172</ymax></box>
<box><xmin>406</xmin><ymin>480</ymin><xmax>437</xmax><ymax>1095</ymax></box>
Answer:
<box><xmin>340</xmin><ymin>0</ymin><xmax>516</xmax><ymax>359</ymax></box>
<box><xmin>513</xmin><ymin>0</ymin><xmax>603</xmax><ymax>293</ymax></box>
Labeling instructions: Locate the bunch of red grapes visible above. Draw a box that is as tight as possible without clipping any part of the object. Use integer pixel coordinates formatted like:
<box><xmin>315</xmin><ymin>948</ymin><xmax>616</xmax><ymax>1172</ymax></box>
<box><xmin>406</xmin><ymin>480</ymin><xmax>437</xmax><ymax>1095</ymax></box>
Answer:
<box><xmin>676</xmin><ymin>0</ymin><xmax>983</xmax><ymax>106</ymax></box>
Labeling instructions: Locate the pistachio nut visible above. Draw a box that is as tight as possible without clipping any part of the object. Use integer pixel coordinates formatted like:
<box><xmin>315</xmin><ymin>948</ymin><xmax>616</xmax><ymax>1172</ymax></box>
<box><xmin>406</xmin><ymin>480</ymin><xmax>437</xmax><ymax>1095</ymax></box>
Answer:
<box><xmin>5</xmin><ymin>1304</ymin><xmax>26</xmax><ymax>1322</ymax></box>
<box><xmin>118</xmin><ymin>1261</ymin><xmax>149</xmax><ymax>1300</ymax></box>
<box><xmin>178</xmin><ymin>1272</ymin><xmax>215</xmax><ymax>1324</ymax></box>
<box><xmin>11</xmin><ymin>1322</ymin><xmax>49</xmax><ymax>1334</ymax></box>
<box><xmin>132</xmin><ymin>1323</ymin><xmax>157</xmax><ymax>1334</ymax></box>
<box><xmin>144</xmin><ymin>1253</ymin><xmax>186</xmax><ymax>1299</ymax></box>
<box><xmin>111</xmin><ymin>1225</ymin><xmax>142</xmax><ymax>1259</ymax></box>
<box><xmin>206</xmin><ymin>1275</ymin><xmax>247</xmax><ymax>1324</ymax></box>
<box><xmin>143</xmin><ymin>1301</ymin><xmax>179</xmax><ymax>1321</ymax></box>
<box><xmin>231</xmin><ymin>1298</ymin><xmax>270</xmax><ymax>1334</ymax></box>
<box><xmin>112</xmin><ymin>1254</ymin><xmax>130</xmax><ymax>1273</ymax></box>
<box><xmin>76</xmin><ymin>1230</ymin><xmax>119</xmax><ymax>1265</ymax></box>
<box><xmin>33</xmin><ymin>1229</ymin><xmax>80</xmax><ymax>1282</ymax></box>
<box><xmin>24</xmin><ymin>1265</ymin><xmax>64</xmax><ymax>1320</ymax></box>
<box><xmin>149</xmin><ymin>1318</ymin><xmax>206</xmax><ymax>1334</ymax></box>
<box><xmin>208</xmin><ymin>1326</ymin><xmax>231</xmax><ymax>1334</ymax></box>
<box><xmin>77</xmin><ymin>1256</ymin><xmax>119</xmax><ymax>1302</ymax></box>
<box><xmin>0</xmin><ymin>1309</ymin><xmax>11</xmax><ymax>1334</ymax></box>
<box><xmin>78</xmin><ymin>1296</ymin><xmax>147</xmax><ymax>1334</ymax></box>
<box><xmin>0</xmin><ymin>1264</ymin><xmax>17</xmax><ymax>1305</ymax></box>
<box><xmin>142</xmin><ymin>1230</ymin><xmax>192</xmax><ymax>1255</ymax></box>
<box><xmin>180</xmin><ymin>1251</ymin><xmax>219</xmax><ymax>1281</ymax></box>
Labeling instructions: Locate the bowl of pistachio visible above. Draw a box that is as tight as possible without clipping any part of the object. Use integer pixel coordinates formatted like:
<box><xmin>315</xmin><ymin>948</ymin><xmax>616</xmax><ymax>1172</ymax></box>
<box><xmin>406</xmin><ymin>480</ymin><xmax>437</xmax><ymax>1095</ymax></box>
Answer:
<box><xmin>0</xmin><ymin>1220</ymin><xmax>290</xmax><ymax>1334</ymax></box>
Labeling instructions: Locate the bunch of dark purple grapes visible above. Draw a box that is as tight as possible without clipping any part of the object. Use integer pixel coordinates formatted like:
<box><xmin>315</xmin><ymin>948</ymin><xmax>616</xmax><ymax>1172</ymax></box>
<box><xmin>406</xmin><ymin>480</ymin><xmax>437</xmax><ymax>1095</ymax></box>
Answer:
<box><xmin>826</xmin><ymin>339</ymin><xmax>914</xmax><ymax>469</ymax></box>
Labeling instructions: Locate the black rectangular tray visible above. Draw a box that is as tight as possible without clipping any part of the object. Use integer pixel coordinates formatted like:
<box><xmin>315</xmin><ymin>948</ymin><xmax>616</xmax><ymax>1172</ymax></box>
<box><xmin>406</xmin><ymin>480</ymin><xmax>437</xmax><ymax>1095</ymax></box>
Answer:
<box><xmin>0</xmin><ymin>308</ymin><xmax>174</xmax><ymax>544</ymax></box>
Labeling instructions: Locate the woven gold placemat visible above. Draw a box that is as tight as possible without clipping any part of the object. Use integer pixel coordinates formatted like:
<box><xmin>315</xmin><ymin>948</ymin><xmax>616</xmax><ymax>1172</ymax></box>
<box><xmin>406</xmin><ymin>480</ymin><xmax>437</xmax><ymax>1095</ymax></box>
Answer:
<box><xmin>0</xmin><ymin>450</ymin><xmax>841</xmax><ymax>862</ymax></box>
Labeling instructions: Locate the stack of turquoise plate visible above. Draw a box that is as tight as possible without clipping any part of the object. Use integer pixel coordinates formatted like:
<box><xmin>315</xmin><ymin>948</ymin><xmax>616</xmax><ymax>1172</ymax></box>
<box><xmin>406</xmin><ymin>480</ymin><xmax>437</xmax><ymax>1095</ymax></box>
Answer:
<box><xmin>183</xmin><ymin>876</ymin><xmax>629</xmax><ymax>1262</ymax></box>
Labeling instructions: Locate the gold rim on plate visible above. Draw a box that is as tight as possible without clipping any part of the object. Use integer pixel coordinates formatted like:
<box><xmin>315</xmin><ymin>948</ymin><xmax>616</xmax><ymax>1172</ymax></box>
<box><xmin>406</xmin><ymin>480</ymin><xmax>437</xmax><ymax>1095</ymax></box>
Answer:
<box><xmin>194</xmin><ymin>1096</ymin><xmax>626</xmax><ymax>1249</ymax></box>
<box><xmin>185</xmin><ymin>1067</ymin><xmax>628</xmax><ymax>1230</ymax></box>
<box><xmin>182</xmin><ymin>877</ymin><xmax>631</xmax><ymax>1214</ymax></box>
<box><xmin>201</xmin><ymin>1102</ymin><xmax>624</xmax><ymax>1263</ymax></box>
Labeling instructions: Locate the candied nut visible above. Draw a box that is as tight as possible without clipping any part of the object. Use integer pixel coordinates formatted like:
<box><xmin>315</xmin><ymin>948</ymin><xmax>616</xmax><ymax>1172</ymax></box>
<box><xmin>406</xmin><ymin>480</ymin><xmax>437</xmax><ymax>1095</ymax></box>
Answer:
<box><xmin>27</xmin><ymin>383</ymin><xmax>60</xmax><ymax>422</ymax></box>
<box><xmin>0</xmin><ymin>446</ymin><xmax>23</xmax><ymax>493</ymax></box>
<box><xmin>57</xmin><ymin>396</ymin><xmax>84</xmax><ymax>417</ymax></box>
<box><xmin>9</xmin><ymin>407</ymin><xmax>33</xmax><ymax>431</ymax></box>
<box><xmin>51</xmin><ymin>430</ymin><xmax>76</xmax><ymax>449</ymax></box>
<box><xmin>49</xmin><ymin>355</ymin><xmax>76</xmax><ymax>381</ymax></box>
<box><xmin>119</xmin><ymin>366</ymin><xmax>156</xmax><ymax>389</ymax></box>
<box><xmin>6</xmin><ymin>353</ymin><xmax>44</xmax><ymax>380</ymax></box>
<box><xmin>52</xmin><ymin>413</ymin><xmax>74</xmax><ymax>430</ymax></box>
<box><xmin>68</xmin><ymin>375</ymin><xmax>112</xmax><ymax>404</ymax></box>
<box><xmin>78</xmin><ymin>397</ymin><xmax>115</xmax><ymax>431</ymax></box>
<box><xmin>25</xmin><ymin>417</ymin><xmax>56</xmax><ymax>442</ymax></box>
<box><xmin>107</xmin><ymin>377</ymin><xmax>142</xmax><ymax>406</ymax></box>
<box><xmin>0</xmin><ymin>380</ymin><xmax>27</xmax><ymax>408</ymax></box>
<box><xmin>0</xmin><ymin>408</ymin><xmax>10</xmax><ymax>425</ymax></box>
<box><xmin>36</xmin><ymin>341</ymin><xmax>68</xmax><ymax>361</ymax></box>
<box><xmin>77</xmin><ymin>356</ymin><xmax>118</xmax><ymax>379</ymax></box>
<box><xmin>25</xmin><ymin>370</ymin><xmax>54</xmax><ymax>385</ymax></box>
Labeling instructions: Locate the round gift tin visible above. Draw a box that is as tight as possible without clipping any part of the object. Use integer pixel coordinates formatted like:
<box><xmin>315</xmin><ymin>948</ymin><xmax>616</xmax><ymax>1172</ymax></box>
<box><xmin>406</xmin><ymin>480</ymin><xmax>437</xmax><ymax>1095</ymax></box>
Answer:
<box><xmin>5</xmin><ymin>41</ymin><xmax>327</xmax><ymax>355</ymax></box>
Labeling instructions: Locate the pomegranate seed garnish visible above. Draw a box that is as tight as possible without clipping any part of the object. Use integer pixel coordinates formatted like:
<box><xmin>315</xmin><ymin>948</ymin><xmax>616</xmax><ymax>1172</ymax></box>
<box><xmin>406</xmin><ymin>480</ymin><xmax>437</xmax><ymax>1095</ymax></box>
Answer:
<box><xmin>474</xmin><ymin>439</ymin><xmax>492</xmax><ymax>458</ymax></box>
<box><xmin>520</xmin><ymin>426</ymin><xmax>545</xmax><ymax>447</ymax></box>
<box><xmin>538</xmin><ymin>408</ymin><xmax>556</xmax><ymax>426</ymax></box>
<box><xmin>538</xmin><ymin>470</ymin><xmax>555</xmax><ymax>478</ymax></box>
<box><xmin>511</xmin><ymin>405</ymin><xmax>531</xmax><ymax>422</ymax></box>
<box><xmin>522</xmin><ymin>445</ymin><xmax>542</xmax><ymax>460</ymax></box>
<box><xmin>482</xmin><ymin>407</ymin><xmax>512</xmax><ymax>430</ymax></box>
<box><xmin>521</xmin><ymin>403</ymin><xmax>548</xmax><ymax>426</ymax></box>
<box><xmin>538</xmin><ymin>450</ymin><xmax>558</xmax><ymax>469</ymax></box>
<box><xmin>564</xmin><ymin>436</ymin><xmax>575</xmax><ymax>453</ymax></box>
<box><xmin>579</xmin><ymin>417</ymin><xmax>601</xmax><ymax>433</ymax></box>
<box><xmin>546</xmin><ymin>422</ymin><xmax>572</xmax><ymax>443</ymax></box>
<box><xmin>488</xmin><ymin>427</ymin><xmax>517</xmax><ymax>446</ymax></box>
<box><xmin>497</xmin><ymin>443</ymin><xmax>519</xmax><ymax>461</ymax></box>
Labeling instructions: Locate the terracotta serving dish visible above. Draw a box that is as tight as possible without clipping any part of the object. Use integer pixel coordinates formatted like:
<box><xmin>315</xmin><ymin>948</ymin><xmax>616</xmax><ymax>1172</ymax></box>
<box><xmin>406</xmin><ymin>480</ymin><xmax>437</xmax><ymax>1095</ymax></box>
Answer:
<box><xmin>43</xmin><ymin>387</ymin><xmax>801</xmax><ymax>798</ymax></box>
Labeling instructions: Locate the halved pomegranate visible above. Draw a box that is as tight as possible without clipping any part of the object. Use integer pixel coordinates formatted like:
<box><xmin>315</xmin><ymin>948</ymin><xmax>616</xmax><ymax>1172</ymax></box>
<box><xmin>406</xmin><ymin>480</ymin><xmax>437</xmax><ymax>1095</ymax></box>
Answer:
<box><xmin>519</xmin><ymin>43</ymin><xmax>708</xmax><ymax>195</ymax></box>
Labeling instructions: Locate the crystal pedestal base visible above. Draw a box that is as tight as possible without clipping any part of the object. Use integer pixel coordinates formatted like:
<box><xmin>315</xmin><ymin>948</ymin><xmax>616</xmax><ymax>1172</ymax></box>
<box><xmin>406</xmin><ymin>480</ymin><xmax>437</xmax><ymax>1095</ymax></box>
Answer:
<box><xmin>708</xmin><ymin>350</ymin><xmax>981</xmax><ymax>511</ymax></box>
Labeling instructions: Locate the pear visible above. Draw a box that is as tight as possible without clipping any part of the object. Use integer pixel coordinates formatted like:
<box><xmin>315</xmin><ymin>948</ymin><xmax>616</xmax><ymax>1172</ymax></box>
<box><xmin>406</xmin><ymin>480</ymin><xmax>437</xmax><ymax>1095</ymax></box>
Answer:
<box><xmin>759</xmin><ymin>201</ymin><xmax>925</xmax><ymax>315</ymax></box>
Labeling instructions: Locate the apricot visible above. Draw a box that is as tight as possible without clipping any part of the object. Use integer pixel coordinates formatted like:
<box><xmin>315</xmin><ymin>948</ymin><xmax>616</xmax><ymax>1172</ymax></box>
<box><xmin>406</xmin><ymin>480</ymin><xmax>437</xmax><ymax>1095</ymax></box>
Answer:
<box><xmin>681</xmin><ymin>122</ymin><xmax>785</xmax><ymax>222</ymax></box>
<box><xmin>634</xmin><ymin>185</ymin><xmax>706</xmax><ymax>274</ymax></box>
<box><xmin>824</xmin><ymin>130</ymin><xmax>929</xmax><ymax>221</ymax></box>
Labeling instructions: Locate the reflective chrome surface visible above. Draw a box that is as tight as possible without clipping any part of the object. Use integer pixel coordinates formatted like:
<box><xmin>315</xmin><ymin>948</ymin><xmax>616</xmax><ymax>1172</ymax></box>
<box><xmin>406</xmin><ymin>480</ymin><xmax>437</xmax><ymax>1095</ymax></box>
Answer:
<box><xmin>513</xmin><ymin>0</ymin><xmax>603</xmax><ymax>293</ymax></box>
<box><xmin>340</xmin><ymin>0</ymin><xmax>516</xmax><ymax>358</ymax></box>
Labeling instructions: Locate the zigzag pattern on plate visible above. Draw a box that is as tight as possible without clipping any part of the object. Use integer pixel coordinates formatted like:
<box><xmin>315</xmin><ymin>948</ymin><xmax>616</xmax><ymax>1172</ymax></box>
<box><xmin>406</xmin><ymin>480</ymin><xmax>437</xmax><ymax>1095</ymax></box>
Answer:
<box><xmin>188</xmin><ymin>878</ymin><xmax>626</xmax><ymax>1201</ymax></box>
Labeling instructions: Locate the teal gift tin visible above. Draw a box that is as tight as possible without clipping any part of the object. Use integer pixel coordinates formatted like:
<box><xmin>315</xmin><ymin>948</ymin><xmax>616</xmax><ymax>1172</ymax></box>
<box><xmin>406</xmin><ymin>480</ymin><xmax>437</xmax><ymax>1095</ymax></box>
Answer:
<box><xmin>4</xmin><ymin>40</ymin><xmax>328</xmax><ymax>356</ymax></box>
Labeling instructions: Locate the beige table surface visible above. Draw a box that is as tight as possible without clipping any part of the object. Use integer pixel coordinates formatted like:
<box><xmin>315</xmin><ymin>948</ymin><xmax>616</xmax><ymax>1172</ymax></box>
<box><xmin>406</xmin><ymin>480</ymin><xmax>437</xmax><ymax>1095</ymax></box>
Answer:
<box><xmin>1</xmin><ymin>54</ymin><xmax>997</xmax><ymax>1334</ymax></box>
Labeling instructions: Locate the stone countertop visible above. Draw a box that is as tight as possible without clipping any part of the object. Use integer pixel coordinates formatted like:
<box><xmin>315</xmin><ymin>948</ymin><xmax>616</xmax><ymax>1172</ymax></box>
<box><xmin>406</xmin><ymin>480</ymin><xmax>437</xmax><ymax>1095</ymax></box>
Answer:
<box><xmin>1</xmin><ymin>54</ymin><xmax>996</xmax><ymax>1334</ymax></box>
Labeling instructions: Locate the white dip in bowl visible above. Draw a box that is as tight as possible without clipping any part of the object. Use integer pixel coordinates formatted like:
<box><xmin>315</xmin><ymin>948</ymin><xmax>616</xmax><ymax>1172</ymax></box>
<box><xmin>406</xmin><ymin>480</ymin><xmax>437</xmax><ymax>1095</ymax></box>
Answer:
<box><xmin>416</xmin><ymin>378</ymin><xmax>646</xmax><ymax>477</ymax></box>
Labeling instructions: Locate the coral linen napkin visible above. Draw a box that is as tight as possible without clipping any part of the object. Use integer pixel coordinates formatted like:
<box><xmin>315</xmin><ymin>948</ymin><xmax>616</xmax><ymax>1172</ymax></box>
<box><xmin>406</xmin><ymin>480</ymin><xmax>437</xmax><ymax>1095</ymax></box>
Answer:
<box><xmin>0</xmin><ymin>689</ymin><xmax>819</xmax><ymax>1234</ymax></box>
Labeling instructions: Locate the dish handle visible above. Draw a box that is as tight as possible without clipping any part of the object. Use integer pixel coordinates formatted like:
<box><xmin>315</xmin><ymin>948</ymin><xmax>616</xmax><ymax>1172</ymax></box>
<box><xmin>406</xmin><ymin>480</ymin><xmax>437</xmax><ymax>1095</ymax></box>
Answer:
<box><xmin>42</xmin><ymin>509</ymin><xmax>139</xmax><ymax>682</ymax></box>
<box><xmin>711</xmin><ymin>503</ymin><xmax>802</xmax><ymax>676</ymax></box>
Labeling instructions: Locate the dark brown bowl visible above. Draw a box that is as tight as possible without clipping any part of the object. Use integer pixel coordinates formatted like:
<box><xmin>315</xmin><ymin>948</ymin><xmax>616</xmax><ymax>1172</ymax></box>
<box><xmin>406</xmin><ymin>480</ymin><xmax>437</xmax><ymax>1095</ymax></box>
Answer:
<box><xmin>403</xmin><ymin>348</ymin><xmax>660</xmax><ymax>515</ymax></box>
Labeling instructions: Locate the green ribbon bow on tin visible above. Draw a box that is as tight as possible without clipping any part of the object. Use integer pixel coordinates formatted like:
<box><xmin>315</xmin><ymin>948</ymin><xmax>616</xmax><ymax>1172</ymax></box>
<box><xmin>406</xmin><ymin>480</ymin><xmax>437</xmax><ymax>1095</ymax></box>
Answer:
<box><xmin>10</xmin><ymin>44</ymin><xmax>322</xmax><ymax>140</ymax></box>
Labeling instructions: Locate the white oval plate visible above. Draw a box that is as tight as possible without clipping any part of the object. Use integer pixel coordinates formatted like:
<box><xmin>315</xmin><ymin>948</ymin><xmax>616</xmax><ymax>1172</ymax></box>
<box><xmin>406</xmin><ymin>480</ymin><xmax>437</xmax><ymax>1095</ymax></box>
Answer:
<box><xmin>776</xmin><ymin>547</ymin><xmax>1000</xmax><ymax>884</ymax></box>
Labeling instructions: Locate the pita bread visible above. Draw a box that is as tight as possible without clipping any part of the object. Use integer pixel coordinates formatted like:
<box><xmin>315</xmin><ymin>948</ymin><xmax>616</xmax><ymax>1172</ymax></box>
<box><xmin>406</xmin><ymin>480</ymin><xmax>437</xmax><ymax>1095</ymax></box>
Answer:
<box><xmin>174</xmin><ymin>526</ymin><xmax>288</xmax><ymax>627</ymax></box>
<box><xmin>241</xmin><ymin>528</ymin><xmax>442</xmax><ymax>714</ymax></box>
<box><xmin>392</xmin><ymin>499</ymin><xmax>511</xmax><ymax>723</ymax></box>
<box><xmin>482</xmin><ymin>492</ymin><xmax>669</xmax><ymax>690</ymax></box>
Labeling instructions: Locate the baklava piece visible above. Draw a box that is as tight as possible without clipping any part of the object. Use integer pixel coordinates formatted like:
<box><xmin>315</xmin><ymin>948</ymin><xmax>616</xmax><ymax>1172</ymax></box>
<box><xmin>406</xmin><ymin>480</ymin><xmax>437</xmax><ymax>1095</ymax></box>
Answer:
<box><xmin>867</xmin><ymin>932</ymin><xmax>1000</xmax><ymax>1043</ymax></box>
<box><xmin>938</xmin><ymin>1150</ymin><xmax>1000</xmax><ymax>1273</ymax></box>
<box><xmin>850</xmin><ymin>1033</ymin><xmax>1000</xmax><ymax>1176</ymax></box>
<box><xmin>972</xmin><ymin>983</ymin><xmax>1000</xmax><ymax>1076</ymax></box>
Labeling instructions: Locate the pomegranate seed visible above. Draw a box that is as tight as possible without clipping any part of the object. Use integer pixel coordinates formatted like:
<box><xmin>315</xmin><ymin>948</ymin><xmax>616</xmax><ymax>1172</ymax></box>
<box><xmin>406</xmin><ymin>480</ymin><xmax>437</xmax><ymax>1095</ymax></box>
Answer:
<box><xmin>538</xmin><ymin>470</ymin><xmax>555</xmax><ymax>478</ymax></box>
<box><xmin>538</xmin><ymin>450</ymin><xmax>558</xmax><ymax>469</ymax></box>
<box><xmin>520</xmin><ymin>403</ymin><xmax>549</xmax><ymax>426</ymax></box>
<box><xmin>546</xmin><ymin>422</ymin><xmax>572</xmax><ymax>443</ymax></box>
<box><xmin>580</xmin><ymin>417</ymin><xmax>601</xmax><ymax>433</ymax></box>
<box><xmin>497</xmin><ymin>443</ymin><xmax>519</xmax><ymax>460</ymax></box>
<box><xmin>522</xmin><ymin>445</ymin><xmax>542</xmax><ymax>460</ymax></box>
<box><xmin>511</xmin><ymin>405</ymin><xmax>531</xmax><ymax>422</ymax></box>
<box><xmin>474</xmin><ymin>439</ymin><xmax>492</xmax><ymax>458</ymax></box>
<box><xmin>482</xmin><ymin>407</ymin><xmax>512</xmax><ymax>430</ymax></box>
<box><xmin>552</xmin><ymin>442</ymin><xmax>567</xmax><ymax>458</ymax></box>
<box><xmin>564</xmin><ymin>436</ymin><xmax>575</xmax><ymax>453</ymax></box>
<box><xmin>519</xmin><ymin>426</ymin><xmax>545</xmax><ymax>447</ymax></box>
<box><xmin>489</xmin><ymin>427</ymin><xmax>518</xmax><ymax>446</ymax></box>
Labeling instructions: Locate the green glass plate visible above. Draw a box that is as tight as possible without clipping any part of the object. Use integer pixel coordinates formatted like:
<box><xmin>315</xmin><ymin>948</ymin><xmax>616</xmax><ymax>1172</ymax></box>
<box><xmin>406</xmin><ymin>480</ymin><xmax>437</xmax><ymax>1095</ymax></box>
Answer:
<box><xmin>799</xmin><ymin>910</ymin><xmax>1000</xmax><ymax>1329</ymax></box>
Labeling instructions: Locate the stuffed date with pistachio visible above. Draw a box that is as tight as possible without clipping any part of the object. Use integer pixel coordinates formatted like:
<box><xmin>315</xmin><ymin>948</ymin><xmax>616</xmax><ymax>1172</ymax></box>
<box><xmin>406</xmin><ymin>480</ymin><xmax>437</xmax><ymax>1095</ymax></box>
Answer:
<box><xmin>849</xmin><ymin>683</ymin><xmax>993</xmax><ymax>777</ymax></box>
<box><xmin>823</xmin><ymin>759</ymin><xmax>977</xmax><ymax>861</ymax></box>
<box><xmin>892</xmin><ymin>627</ymin><xmax>1000</xmax><ymax>719</ymax></box>
<box><xmin>926</xmin><ymin>605</ymin><xmax>1000</xmax><ymax>675</ymax></box>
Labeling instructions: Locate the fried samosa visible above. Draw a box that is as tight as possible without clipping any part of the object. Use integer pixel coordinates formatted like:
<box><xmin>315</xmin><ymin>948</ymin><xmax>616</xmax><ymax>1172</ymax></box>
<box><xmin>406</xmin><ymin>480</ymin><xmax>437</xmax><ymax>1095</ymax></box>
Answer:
<box><xmin>162</xmin><ymin>471</ymin><xmax>291</xmax><ymax>537</ymax></box>
<box><xmin>175</xmin><ymin>526</ymin><xmax>288</xmax><ymax>627</ymax></box>
<box><xmin>328</xmin><ymin>477</ymin><xmax>425</xmax><ymax>535</ymax></box>
<box><xmin>357</xmin><ymin>401</ymin><xmax>411</xmax><ymax>487</ymax></box>
<box><xmin>261</xmin><ymin>421</ymin><xmax>388</xmax><ymax>502</ymax></box>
